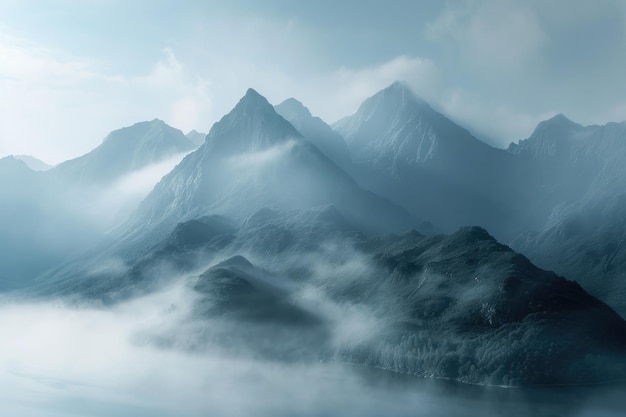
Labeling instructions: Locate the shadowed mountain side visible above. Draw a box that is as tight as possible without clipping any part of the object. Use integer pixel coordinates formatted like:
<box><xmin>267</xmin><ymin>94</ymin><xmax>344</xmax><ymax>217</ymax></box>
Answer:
<box><xmin>275</xmin><ymin>97</ymin><xmax>352</xmax><ymax>169</ymax></box>
<box><xmin>512</xmin><ymin>194</ymin><xmax>626</xmax><ymax>315</ymax></box>
<box><xmin>186</xmin><ymin>255</ymin><xmax>328</xmax><ymax>360</ymax></box>
<box><xmin>0</xmin><ymin>120</ymin><xmax>201</xmax><ymax>288</ymax></box>
<box><xmin>0</xmin><ymin>156</ymin><xmax>104</xmax><ymax>288</ymax></box>
<box><xmin>333</xmin><ymin>82</ymin><xmax>533</xmax><ymax>242</ymax></box>
<box><xmin>338</xmin><ymin>226</ymin><xmax>626</xmax><ymax>386</ymax></box>
<box><xmin>31</xmin><ymin>206</ymin><xmax>366</xmax><ymax>301</ymax></box>
<box><xmin>509</xmin><ymin>118</ymin><xmax>626</xmax><ymax>314</ymax></box>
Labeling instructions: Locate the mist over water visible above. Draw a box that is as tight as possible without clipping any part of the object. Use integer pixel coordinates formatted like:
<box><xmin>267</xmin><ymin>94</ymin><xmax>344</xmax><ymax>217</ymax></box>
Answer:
<box><xmin>0</xmin><ymin>283</ymin><xmax>624</xmax><ymax>417</ymax></box>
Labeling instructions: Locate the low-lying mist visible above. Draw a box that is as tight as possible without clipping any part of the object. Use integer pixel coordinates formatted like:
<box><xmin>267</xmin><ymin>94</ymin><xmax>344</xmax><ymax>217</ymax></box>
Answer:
<box><xmin>81</xmin><ymin>152</ymin><xmax>191</xmax><ymax>230</ymax></box>
<box><xmin>2</xmin><ymin>269</ymin><xmax>625</xmax><ymax>417</ymax></box>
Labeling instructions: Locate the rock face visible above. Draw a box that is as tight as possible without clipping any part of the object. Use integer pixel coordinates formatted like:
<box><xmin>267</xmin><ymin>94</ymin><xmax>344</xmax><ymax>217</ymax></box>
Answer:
<box><xmin>332</xmin><ymin>81</ymin><xmax>527</xmax><ymax>242</ymax></box>
<box><xmin>52</xmin><ymin>119</ymin><xmax>196</xmax><ymax>185</ymax></box>
<box><xmin>126</xmin><ymin>88</ymin><xmax>418</xmax><ymax>244</ymax></box>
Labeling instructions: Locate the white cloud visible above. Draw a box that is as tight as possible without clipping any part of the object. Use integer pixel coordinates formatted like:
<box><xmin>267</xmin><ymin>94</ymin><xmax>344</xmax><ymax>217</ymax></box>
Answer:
<box><xmin>0</xmin><ymin>36</ymin><xmax>211</xmax><ymax>164</ymax></box>
<box><xmin>87</xmin><ymin>151</ymin><xmax>192</xmax><ymax>228</ymax></box>
<box><xmin>426</xmin><ymin>1</ymin><xmax>547</xmax><ymax>73</ymax></box>
<box><xmin>0</xmin><ymin>29</ymin><xmax>543</xmax><ymax>161</ymax></box>
<box><xmin>0</xmin><ymin>286</ymin><xmax>479</xmax><ymax>417</ymax></box>
<box><xmin>0</xmin><ymin>33</ymin><xmax>97</xmax><ymax>84</ymax></box>
<box><xmin>437</xmin><ymin>88</ymin><xmax>555</xmax><ymax>146</ymax></box>
<box><xmin>323</xmin><ymin>56</ymin><xmax>441</xmax><ymax>121</ymax></box>
<box><xmin>228</xmin><ymin>140</ymin><xmax>297</xmax><ymax>169</ymax></box>
<box><xmin>253</xmin><ymin>55</ymin><xmax>441</xmax><ymax>125</ymax></box>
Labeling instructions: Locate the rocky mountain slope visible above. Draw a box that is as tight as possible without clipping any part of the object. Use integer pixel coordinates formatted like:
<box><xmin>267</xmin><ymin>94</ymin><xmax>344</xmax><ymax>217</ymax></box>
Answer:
<box><xmin>332</xmin><ymin>81</ymin><xmax>530</xmax><ymax>241</ymax></box>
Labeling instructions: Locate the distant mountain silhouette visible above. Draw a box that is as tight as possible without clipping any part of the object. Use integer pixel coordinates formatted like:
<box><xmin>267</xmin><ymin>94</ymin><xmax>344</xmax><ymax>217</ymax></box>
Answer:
<box><xmin>275</xmin><ymin>98</ymin><xmax>352</xmax><ymax>169</ymax></box>
<box><xmin>125</xmin><ymin>88</ymin><xmax>419</xmax><ymax>245</ymax></box>
<box><xmin>13</xmin><ymin>154</ymin><xmax>53</xmax><ymax>171</ymax></box>
<box><xmin>52</xmin><ymin>119</ymin><xmax>196</xmax><ymax>184</ymax></box>
<box><xmin>333</xmin><ymin>81</ymin><xmax>528</xmax><ymax>241</ymax></box>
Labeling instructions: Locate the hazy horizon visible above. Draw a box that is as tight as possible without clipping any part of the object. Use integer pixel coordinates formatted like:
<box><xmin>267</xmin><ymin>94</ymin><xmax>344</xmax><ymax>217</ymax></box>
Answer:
<box><xmin>2</xmin><ymin>0</ymin><xmax>626</xmax><ymax>163</ymax></box>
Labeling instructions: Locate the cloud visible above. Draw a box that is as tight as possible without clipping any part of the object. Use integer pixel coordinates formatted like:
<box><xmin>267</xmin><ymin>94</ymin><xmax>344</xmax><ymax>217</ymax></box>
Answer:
<box><xmin>426</xmin><ymin>1</ymin><xmax>547</xmax><ymax>73</ymax></box>
<box><xmin>436</xmin><ymin>88</ymin><xmax>556</xmax><ymax>146</ymax></box>
<box><xmin>0</xmin><ymin>285</ymin><xmax>463</xmax><ymax>417</ymax></box>
<box><xmin>0</xmin><ymin>33</ymin><xmax>96</xmax><ymax>84</ymax></box>
<box><xmin>321</xmin><ymin>56</ymin><xmax>441</xmax><ymax>121</ymax></box>
<box><xmin>294</xmin><ymin>54</ymin><xmax>544</xmax><ymax>146</ymax></box>
<box><xmin>86</xmin><ymin>152</ymin><xmax>192</xmax><ymax>228</ymax></box>
<box><xmin>228</xmin><ymin>140</ymin><xmax>297</xmax><ymax>169</ymax></box>
<box><xmin>0</xmin><ymin>36</ymin><xmax>211</xmax><ymax>164</ymax></box>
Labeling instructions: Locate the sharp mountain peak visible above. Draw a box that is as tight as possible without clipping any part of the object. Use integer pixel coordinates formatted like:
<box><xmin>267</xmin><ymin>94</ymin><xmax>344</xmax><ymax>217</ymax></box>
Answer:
<box><xmin>205</xmin><ymin>88</ymin><xmax>302</xmax><ymax>155</ymax></box>
<box><xmin>376</xmin><ymin>80</ymin><xmax>428</xmax><ymax>106</ymax></box>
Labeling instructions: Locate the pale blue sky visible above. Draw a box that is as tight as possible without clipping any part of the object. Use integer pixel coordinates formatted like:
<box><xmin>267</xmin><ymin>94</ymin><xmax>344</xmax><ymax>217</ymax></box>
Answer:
<box><xmin>1</xmin><ymin>0</ymin><xmax>625</xmax><ymax>163</ymax></box>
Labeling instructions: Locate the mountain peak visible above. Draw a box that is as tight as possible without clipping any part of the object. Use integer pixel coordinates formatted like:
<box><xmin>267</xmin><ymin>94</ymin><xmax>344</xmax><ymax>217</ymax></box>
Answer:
<box><xmin>275</xmin><ymin>98</ymin><xmax>313</xmax><ymax>120</ymax></box>
<box><xmin>333</xmin><ymin>81</ymin><xmax>473</xmax><ymax>162</ymax></box>
<box><xmin>51</xmin><ymin>119</ymin><xmax>196</xmax><ymax>184</ymax></box>
<box><xmin>186</xmin><ymin>129</ymin><xmax>206</xmax><ymax>147</ymax></box>
<box><xmin>545</xmin><ymin>113</ymin><xmax>576</xmax><ymax>126</ymax></box>
<box><xmin>241</xmin><ymin>88</ymin><xmax>271</xmax><ymax>107</ymax></box>
<box><xmin>0</xmin><ymin>155</ymin><xmax>35</xmax><ymax>177</ymax></box>
<box><xmin>540</xmin><ymin>113</ymin><xmax>580</xmax><ymax>128</ymax></box>
<box><xmin>221</xmin><ymin>88</ymin><xmax>278</xmax><ymax>120</ymax></box>
<box><xmin>12</xmin><ymin>154</ymin><xmax>52</xmax><ymax>171</ymax></box>
<box><xmin>378</xmin><ymin>80</ymin><xmax>425</xmax><ymax>106</ymax></box>
<box><xmin>275</xmin><ymin>97</ymin><xmax>352</xmax><ymax>167</ymax></box>
<box><xmin>205</xmin><ymin>88</ymin><xmax>302</xmax><ymax>155</ymax></box>
<box><xmin>276</xmin><ymin>98</ymin><xmax>310</xmax><ymax>113</ymax></box>
<box><xmin>529</xmin><ymin>113</ymin><xmax>583</xmax><ymax>140</ymax></box>
<box><xmin>245</xmin><ymin>87</ymin><xmax>261</xmax><ymax>98</ymax></box>
<box><xmin>386</xmin><ymin>79</ymin><xmax>411</xmax><ymax>92</ymax></box>
<box><xmin>509</xmin><ymin>113</ymin><xmax>586</xmax><ymax>157</ymax></box>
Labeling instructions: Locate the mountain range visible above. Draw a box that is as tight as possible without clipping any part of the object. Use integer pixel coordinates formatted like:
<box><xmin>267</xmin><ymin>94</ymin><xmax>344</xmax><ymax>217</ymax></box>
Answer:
<box><xmin>0</xmin><ymin>118</ymin><xmax>200</xmax><ymax>288</ymax></box>
<box><xmin>51</xmin><ymin>118</ymin><xmax>197</xmax><ymax>185</ymax></box>
<box><xmin>3</xmin><ymin>82</ymin><xmax>626</xmax><ymax>387</ymax></box>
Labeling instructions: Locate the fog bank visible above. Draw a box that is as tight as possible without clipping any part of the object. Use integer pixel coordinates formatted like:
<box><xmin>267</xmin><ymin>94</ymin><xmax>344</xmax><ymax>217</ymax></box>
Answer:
<box><xmin>0</xmin><ymin>285</ymin><xmax>624</xmax><ymax>417</ymax></box>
